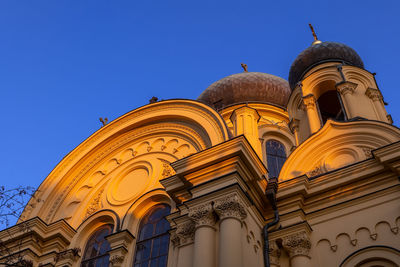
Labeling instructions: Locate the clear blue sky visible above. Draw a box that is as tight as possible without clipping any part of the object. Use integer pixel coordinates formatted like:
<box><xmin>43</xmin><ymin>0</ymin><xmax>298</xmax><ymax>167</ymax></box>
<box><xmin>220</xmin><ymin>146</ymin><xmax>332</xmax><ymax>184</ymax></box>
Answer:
<box><xmin>1</xmin><ymin>0</ymin><xmax>399</xmax><ymax>190</ymax></box>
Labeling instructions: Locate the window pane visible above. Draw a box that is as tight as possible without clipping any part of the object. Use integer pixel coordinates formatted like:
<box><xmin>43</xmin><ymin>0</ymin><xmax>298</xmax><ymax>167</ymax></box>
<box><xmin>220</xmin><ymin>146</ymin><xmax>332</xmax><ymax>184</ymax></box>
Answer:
<box><xmin>266</xmin><ymin>140</ymin><xmax>286</xmax><ymax>178</ymax></box>
<box><xmin>133</xmin><ymin>205</ymin><xmax>171</xmax><ymax>267</ymax></box>
<box><xmin>81</xmin><ymin>225</ymin><xmax>113</xmax><ymax>267</ymax></box>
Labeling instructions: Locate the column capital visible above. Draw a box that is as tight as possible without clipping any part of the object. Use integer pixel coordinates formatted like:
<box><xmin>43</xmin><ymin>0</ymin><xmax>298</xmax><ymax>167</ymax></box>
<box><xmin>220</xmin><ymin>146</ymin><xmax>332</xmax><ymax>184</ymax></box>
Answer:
<box><xmin>188</xmin><ymin>203</ymin><xmax>216</xmax><ymax>228</ymax></box>
<box><xmin>213</xmin><ymin>193</ymin><xmax>247</xmax><ymax>221</ymax></box>
<box><xmin>365</xmin><ymin>87</ymin><xmax>383</xmax><ymax>101</ymax></box>
<box><xmin>282</xmin><ymin>231</ymin><xmax>311</xmax><ymax>259</ymax></box>
<box><xmin>173</xmin><ymin>220</ymin><xmax>195</xmax><ymax>246</ymax></box>
<box><xmin>336</xmin><ymin>81</ymin><xmax>357</xmax><ymax>95</ymax></box>
<box><xmin>302</xmin><ymin>95</ymin><xmax>316</xmax><ymax>110</ymax></box>
<box><xmin>269</xmin><ymin>241</ymin><xmax>281</xmax><ymax>266</ymax></box>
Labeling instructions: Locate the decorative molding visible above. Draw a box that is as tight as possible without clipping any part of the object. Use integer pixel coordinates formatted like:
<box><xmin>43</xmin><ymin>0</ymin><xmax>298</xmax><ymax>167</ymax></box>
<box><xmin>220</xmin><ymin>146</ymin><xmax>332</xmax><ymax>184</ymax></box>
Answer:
<box><xmin>282</xmin><ymin>231</ymin><xmax>311</xmax><ymax>259</ymax></box>
<box><xmin>336</xmin><ymin>81</ymin><xmax>357</xmax><ymax>96</ymax></box>
<box><xmin>289</xmin><ymin>119</ymin><xmax>300</xmax><ymax>133</ymax></box>
<box><xmin>188</xmin><ymin>203</ymin><xmax>216</xmax><ymax>228</ymax></box>
<box><xmin>365</xmin><ymin>87</ymin><xmax>383</xmax><ymax>101</ymax></box>
<box><xmin>213</xmin><ymin>194</ymin><xmax>247</xmax><ymax>221</ymax></box>
<box><xmin>83</xmin><ymin>188</ymin><xmax>104</xmax><ymax>221</ymax></box>
<box><xmin>161</xmin><ymin>162</ymin><xmax>176</xmax><ymax>179</ymax></box>
<box><xmin>54</xmin><ymin>248</ymin><xmax>81</xmax><ymax>263</ymax></box>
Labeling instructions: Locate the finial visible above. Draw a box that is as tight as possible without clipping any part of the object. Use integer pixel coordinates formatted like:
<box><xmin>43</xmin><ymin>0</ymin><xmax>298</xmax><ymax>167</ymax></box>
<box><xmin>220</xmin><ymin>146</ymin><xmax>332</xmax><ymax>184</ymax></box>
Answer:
<box><xmin>99</xmin><ymin>117</ymin><xmax>108</xmax><ymax>127</ymax></box>
<box><xmin>241</xmin><ymin>63</ymin><xmax>248</xmax><ymax>72</ymax></box>
<box><xmin>149</xmin><ymin>96</ymin><xmax>158</xmax><ymax>104</ymax></box>
<box><xmin>308</xmin><ymin>23</ymin><xmax>322</xmax><ymax>45</ymax></box>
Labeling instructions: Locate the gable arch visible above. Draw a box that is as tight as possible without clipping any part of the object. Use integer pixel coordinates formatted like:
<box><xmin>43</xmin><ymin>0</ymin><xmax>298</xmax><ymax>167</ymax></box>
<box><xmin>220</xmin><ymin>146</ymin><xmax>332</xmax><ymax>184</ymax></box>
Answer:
<box><xmin>20</xmin><ymin>100</ymin><xmax>229</xmax><ymax>227</ymax></box>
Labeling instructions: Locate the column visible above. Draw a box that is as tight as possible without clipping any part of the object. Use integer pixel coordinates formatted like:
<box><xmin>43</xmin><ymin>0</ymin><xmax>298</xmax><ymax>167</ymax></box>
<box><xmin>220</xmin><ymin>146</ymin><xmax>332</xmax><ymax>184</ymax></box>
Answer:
<box><xmin>302</xmin><ymin>95</ymin><xmax>321</xmax><ymax>133</ymax></box>
<box><xmin>289</xmin><ymin>119</ymin><xmax>300</xmax><ymax>146</ymax></box>
<box><xmin>214</xmin><ymin>194</ymin><xmax>247</xmax><ymax>267</ymax></box>
<box><xmin>105</xmin><ymin>230</ymin><xmax>135</xmax><ymax>267</ymax></box>
<box><xmin>188</xmin><ymin>203</ymin><xmax>217</xmax><ymax>267</ymax></box>
<box><xmin>365</xmin><ymin>87</ymin><xmax>388</xmax><ymax>122</ymax></box>
<box><xmin>282</xmin><ymin>231</ymin><xmax>312</xmax><ymax>267</ymax></box>
<box><xmin>336</xmin><ymin>81</ymin><xmax>357</xmax><ymax>119</ymax></box>
<box><xmin>171</xmin><ymin>221</ymin><xmax>195</xmax><ymax>267</ymax></box>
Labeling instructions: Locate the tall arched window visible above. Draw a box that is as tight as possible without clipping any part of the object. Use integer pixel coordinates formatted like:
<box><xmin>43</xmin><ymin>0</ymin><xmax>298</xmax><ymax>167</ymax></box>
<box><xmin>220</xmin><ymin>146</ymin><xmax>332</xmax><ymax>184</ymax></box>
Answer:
<box><xmin>133</xmin><ymin>204</ymin><xmax>171</xmax><ymax>267</ymax></box>
<box><xmin>266</xmin><ymin>140</ymin><xmax>287</xmax><ymax>178</ymax></box>
<box><xmin>81</xmin><ymin>224</ymin><xmax>113</xmax><ymax>267</ymax></box>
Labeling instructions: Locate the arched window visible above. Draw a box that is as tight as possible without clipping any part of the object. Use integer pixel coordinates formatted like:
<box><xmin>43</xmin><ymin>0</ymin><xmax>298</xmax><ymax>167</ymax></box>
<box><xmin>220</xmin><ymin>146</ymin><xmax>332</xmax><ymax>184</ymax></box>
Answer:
<box><xmin>133</xmin><ymin>204</ymin><xmax>171</xmax><ymax>267</ymax></box>
<box><xmin>317</xmin><ymin>90</ymin><xmax>345</xmax><ymax>124</ymax></box>
<box><xmin>81</xmin><ymin>224</ymin><xmax>113</xmax><ymax>267</ymax></box>
<box><xmin>266</xmin><ymin>140</ymin><xmax>286</xmax><ymax>178</ymax></box>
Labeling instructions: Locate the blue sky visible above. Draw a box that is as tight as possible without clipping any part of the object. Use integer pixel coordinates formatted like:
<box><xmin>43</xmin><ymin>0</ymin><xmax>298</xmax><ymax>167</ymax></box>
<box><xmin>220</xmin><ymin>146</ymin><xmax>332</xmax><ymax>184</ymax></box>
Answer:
<box><xmin>1</xmin><ymin>0</ymin><xmax>399</xmax><ymax>191</ymax></box>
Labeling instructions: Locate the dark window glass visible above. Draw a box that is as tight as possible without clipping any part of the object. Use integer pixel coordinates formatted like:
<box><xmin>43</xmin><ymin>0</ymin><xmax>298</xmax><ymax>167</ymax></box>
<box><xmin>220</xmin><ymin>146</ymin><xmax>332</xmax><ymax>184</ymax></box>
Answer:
<box><xmin>317</xmin><ymin>90</ymin><xmax>345</xmax><ymax>124</ymax></box>
<box><xmin>133</xmin><ymin>204</ymin><xmax>171</xmax><ymax>267</ymax></box>
<box><xmin>266</xmin><ymin>140</ymin><xmax>287</xmax><ymax>178</ymax></box>
<box><xmin>81</xmin><ymin>224</ymin><xmax>113</xmax><ymax>267</ymax></box>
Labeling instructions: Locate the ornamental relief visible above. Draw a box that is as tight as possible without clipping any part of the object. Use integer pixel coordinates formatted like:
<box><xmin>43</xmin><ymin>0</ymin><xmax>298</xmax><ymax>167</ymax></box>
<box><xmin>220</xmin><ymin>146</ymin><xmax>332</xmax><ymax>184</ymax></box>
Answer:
<box><xmin>53</xmin><ymin>134</ymin><xmax>197</xmax><ymax>225</ymax></box>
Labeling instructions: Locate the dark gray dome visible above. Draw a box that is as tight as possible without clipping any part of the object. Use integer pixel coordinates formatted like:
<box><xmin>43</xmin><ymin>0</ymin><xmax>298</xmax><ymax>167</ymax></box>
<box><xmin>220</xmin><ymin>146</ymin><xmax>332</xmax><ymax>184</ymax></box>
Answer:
<box><xmin>198</xmin><ymin>72</ymin><xmax>291</xmax><ymax>110</ymax></box>
<box><xmin>288</xmin><ymin>42</ymin><xmax>364</xmax><ymax>90</ymax></box>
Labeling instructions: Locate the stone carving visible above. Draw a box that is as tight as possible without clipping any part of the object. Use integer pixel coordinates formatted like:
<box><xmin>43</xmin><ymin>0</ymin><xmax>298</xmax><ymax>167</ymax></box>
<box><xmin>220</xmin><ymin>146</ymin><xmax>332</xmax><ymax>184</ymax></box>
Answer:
<box><xmin>269</xmin><ymin>241</ymin><xmax>281</xmax><ymax>266</ymax></box>
<box><xmin>83</xmin><ymin>189</ymin><xmax>104</xmax><ymax>220</ymax></box>
<box><xmin>188</xmin><ymin>203</ymin><xmax>216</xmax><ymax>228</ymax></box>
<box><xmin>161</xmin><ymin>162</ymin><xmax>176</xmax><ymax>178</ymax></box>
<box><xmin>110</xmin><ymin>255</ymin><xmax>125</xmax><ymax>265</ymax></box>
<box><xmin>302</xmin><ymin>95</ymin><xmax>316</xmax><ymax>110</ymax></box>
<box><xmin>336</xmin><ymin>81</ymin><xmax>357</xmax><ymax>95</ymax></box>
<box><xmin>360</xmin><ymin>147</ymin><xmax>372</xmax><ymax>158</ymax></box>
<box><xmin>365</xmin><ymin>87</ymin><xmax>383</xmax><ymax>101</ymax></box>
<box><xmin>307</xmin><ymin>165</ymin><xmax>323</xmax><ymax>177</ymax></box>
<box><xmin>175</xmin><ymin>221</ymin><xmax>196</xmax><ymax>246</ymax></box>
<box><xmin>214</xmin><ymin>194</ymin><xmax>247</xmax><ymax>221</ymax></box>
<box><xmin>282</xmin><ymin>231</ymin><xmax>311</xmax><ymax>258</ymax></box>
<box><xmin>55</xmin><ymin>248</ymin><xmax>81</xmax><ymax>263</ymax></box>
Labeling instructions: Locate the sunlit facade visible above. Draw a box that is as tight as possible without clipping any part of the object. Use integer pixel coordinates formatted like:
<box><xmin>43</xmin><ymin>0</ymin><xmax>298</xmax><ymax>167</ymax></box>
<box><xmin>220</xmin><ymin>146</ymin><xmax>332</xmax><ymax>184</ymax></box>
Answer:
<box><xmin>1</xmin><ymin>39</ymin><xmax>400</xmax><ymax>267</ymax></box>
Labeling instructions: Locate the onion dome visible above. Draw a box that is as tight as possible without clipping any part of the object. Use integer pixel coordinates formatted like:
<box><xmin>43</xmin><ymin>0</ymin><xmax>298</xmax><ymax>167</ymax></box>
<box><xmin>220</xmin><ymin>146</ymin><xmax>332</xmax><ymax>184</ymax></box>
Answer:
<box><xmin>198</xmin><ymin>72</ymin><xmax>291</xmax><ymax>110</ymax></box>
<box><xmin>288</xmin><ymin>41</ymin><xmax>364</xmax><ymax>89</ymax></box>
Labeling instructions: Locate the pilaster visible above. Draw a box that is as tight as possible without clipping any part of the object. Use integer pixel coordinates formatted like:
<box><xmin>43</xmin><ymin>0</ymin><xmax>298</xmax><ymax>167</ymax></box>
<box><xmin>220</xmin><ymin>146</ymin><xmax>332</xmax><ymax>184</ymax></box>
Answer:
<box><xmin>105</xmin><ymin>230</ymin><xmax>135</xmax><ymax>267</ymax></box>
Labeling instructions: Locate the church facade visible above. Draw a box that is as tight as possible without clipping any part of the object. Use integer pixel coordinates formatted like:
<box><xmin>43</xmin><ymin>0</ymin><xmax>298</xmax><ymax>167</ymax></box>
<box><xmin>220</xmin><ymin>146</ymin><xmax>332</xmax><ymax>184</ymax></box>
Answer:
<box><xmin>1</xmin><ymin>37</ymin><xmax>400</xmax><ymax>267</ymax></box>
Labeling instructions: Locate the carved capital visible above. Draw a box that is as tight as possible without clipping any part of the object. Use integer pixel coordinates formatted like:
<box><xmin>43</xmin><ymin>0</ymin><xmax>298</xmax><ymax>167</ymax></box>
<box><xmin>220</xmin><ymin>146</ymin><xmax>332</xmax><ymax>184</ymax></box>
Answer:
<box><xmin>110</xmin><ymin>255</ymin><xmax>125</xmax><ymax>266</ymax></box>
<box><xmin>282</xmin><ymin>231</ymin><xmax>311</xmax><ymax>259</ymax></box>
<box><xmin>214</xmin><ymin>194</ymin><xmax>247</xmax><ymax>221</ymax></box>
<box><xmin>365</xmin><ymin>87</ymin><xmax>383</xmax><ymax>101</ymax></box>
<box><xmin>302</xmin><ymin>95</ymin><xmax>316</xmax><ymax>110</ymax></box>
<box><xmin>188</xmin><ymin>203</ymin><xmax>216</xmax><ymax>228</ymax></box>
<box><xmin>336</xmin><ymin>81</ymin><xmax>357</xmax><ymax>96</ymax></box>
<box><xmin>269</xmin><ymin>241</ymin><xmax>281</xmax><ymax>266</ymax></box>
<box><xmin>174</xmin><ymin>221</ymin><xmax>195</xmax><ymax>246</ymax></box>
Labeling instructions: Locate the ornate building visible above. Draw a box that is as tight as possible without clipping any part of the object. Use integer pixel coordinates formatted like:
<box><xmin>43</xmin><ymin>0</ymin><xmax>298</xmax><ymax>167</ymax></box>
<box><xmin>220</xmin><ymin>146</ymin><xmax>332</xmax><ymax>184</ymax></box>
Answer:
<box><xmin>1</xmin><ymin>35</ymin><xmax>400</xmax><ymax>267</ymax></box>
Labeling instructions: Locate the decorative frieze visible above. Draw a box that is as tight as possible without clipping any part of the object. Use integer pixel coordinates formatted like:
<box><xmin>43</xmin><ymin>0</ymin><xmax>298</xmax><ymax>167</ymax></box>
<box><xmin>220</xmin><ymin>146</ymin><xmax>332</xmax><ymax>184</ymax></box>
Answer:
<box><xmin>213</xmin><ymin>194</ymin><xmax>247</xmax><ymax>221</ymax></box>
<box><xmin>188</xmin><ymin>203</ymin><xmax>216</xmax><ymax>228</ymax></box>
<box><xmin>54</xmin><ymin>248</ymin><xmax>80</xmax><ymax>266</ymax></box>
<box><xmin>282</xmin><ymin>231</ymin><xmax>311</xmax><ymax>259</ymax></box>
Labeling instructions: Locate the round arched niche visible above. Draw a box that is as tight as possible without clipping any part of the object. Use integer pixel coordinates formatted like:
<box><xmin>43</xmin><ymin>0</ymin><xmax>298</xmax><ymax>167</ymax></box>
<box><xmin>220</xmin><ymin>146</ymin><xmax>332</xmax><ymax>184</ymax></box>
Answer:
<box><xmin>340</xmin><ymin>246</ymin><xmax>400</xmax><ymax>267</ymax></box>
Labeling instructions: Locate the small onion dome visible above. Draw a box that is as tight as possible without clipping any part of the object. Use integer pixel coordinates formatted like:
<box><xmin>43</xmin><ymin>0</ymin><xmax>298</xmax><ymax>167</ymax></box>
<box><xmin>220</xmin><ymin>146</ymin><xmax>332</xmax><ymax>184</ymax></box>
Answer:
<box><xmin>198</xmin><ymin>72</ymin><xmax>291</xmax><ymax>109</ymax></box>
<box><xmin>288</xmin><ymin>41</ymin><xmax>364</xmax><ymax>90</ymax></box>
